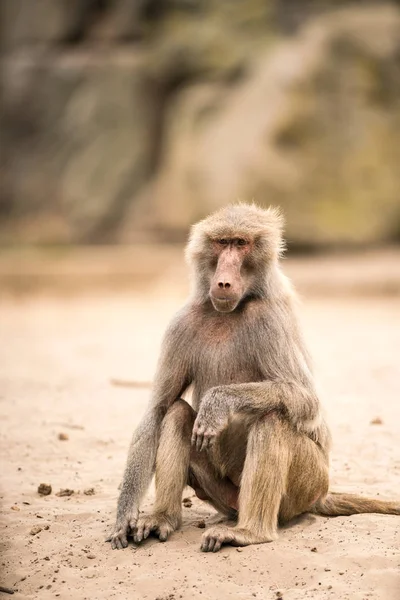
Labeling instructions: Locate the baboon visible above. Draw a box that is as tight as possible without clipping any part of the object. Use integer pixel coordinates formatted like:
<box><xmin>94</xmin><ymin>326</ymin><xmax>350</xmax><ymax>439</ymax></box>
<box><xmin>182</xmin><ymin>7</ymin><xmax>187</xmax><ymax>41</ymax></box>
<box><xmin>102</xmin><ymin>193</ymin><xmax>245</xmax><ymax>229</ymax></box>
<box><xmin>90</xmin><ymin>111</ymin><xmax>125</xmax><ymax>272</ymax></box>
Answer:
<box><xmin>107</xmin><ymin>203</ymin><xmax>399</xmax><ymax>552</ymax></box>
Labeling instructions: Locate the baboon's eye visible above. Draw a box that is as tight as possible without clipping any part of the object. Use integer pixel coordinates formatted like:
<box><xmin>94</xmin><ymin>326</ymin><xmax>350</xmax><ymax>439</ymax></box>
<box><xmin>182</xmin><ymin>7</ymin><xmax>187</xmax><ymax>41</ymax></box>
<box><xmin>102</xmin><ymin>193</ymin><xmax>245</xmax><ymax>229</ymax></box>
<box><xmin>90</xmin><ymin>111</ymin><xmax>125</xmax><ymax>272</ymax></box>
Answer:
<box><xmin>237</xmin><ymin>238</ymin><xmax>248</xmax><ymax>246</ymax></box>
<box><xmin>218</xmin><ymin>239</ymin><xmax>229</xmax><ymax>245</ymax></box>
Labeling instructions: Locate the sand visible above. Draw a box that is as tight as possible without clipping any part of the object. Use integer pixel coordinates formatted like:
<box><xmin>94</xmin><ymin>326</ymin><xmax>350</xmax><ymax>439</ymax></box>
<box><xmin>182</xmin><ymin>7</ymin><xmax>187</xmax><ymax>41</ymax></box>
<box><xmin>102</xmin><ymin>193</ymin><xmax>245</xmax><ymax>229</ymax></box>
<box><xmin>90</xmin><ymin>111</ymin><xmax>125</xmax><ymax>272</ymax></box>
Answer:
<box><xmin>1</xmin><ymin>290</ymin><xmax>399</xmax><ymax>599</ymax></box>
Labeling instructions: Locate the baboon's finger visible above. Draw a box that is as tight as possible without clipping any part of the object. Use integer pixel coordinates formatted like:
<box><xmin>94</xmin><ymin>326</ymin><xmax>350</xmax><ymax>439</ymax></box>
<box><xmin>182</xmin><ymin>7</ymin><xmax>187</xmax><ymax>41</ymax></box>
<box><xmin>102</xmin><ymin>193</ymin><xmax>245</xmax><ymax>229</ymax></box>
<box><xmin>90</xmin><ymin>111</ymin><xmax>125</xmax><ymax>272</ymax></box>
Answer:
<box><xmin>143</xmin><ymin>524</ymin><xmax>151</xmax><ymax>539</ymax></box>
<box><xmin>111</xmin><ymin>535</ymin><xmax>126</xmax><ymax>550</ymax></box>
<box><xmin>199</xmin><ymin>435</ymin><xmax>209</xmax><ymax>452</ymax></box>
<box><xmin>195</xmin><ymin>432</ymin><xmax>204</xmax><ymax>452</ymax></box>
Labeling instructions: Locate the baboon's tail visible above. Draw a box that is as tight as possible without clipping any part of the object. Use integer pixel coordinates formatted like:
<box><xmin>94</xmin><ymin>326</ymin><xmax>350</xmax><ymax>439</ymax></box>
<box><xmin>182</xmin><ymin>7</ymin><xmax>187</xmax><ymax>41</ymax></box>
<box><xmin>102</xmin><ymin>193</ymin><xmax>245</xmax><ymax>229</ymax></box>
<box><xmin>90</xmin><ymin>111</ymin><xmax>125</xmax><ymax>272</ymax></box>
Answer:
<box><xmin>311</xmin><ymin>492</ymin><xmax>400</xmax><ymax>516</ymax></box>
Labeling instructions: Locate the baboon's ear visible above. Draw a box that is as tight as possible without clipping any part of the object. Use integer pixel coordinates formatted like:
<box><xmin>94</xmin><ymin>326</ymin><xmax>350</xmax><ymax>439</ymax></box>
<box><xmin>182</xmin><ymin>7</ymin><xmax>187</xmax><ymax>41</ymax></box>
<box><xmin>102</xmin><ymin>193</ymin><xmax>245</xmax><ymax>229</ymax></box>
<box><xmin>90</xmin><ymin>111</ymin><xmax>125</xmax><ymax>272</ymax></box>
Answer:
<box><xmin>263</xmin><ymin>205</ymin><xmax>285</xmax><ymax>258</ymax></box>
<box><xmin>185</xmin><ymin>222</ymin><xmax>209</xmax><ymax>265</ymax></box>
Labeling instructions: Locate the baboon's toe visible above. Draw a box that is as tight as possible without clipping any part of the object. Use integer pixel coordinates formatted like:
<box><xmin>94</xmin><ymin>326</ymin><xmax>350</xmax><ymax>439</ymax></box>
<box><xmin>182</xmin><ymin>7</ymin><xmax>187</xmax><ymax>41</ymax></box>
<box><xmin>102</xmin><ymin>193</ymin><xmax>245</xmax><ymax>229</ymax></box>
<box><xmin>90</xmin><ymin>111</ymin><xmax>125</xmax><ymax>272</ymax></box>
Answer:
<box><xmin>200</xmin><ymin>525</ymin><xmax>235</xmax><ymax>552</ymax></box>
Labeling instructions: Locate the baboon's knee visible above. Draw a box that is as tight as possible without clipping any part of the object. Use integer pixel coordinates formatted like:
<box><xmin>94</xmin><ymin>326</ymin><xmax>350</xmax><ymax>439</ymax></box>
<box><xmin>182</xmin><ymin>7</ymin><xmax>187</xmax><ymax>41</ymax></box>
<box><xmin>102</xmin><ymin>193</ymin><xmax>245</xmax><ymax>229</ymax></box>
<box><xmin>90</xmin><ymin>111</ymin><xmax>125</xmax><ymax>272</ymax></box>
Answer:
<box><xmin>163</xmin><ymin>399</ymin><xmax>195</xmax><ymax>436</ymax></box>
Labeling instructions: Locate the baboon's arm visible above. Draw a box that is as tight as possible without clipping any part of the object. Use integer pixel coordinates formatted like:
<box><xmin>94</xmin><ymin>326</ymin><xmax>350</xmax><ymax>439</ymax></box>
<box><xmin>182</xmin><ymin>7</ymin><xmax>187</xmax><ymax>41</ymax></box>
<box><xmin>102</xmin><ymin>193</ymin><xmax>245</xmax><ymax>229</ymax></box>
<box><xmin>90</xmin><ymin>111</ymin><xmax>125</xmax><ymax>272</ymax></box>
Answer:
<box><xmin>108</xmin><ymin>317</ymin><xmax>191</xmax><ymax>548</ymax></box>
<box><xmin>222</xmin><ymin>312</ymin><xmax>319</xmax><ymax>426</ymax></box>
<box><xmin>191</xmin><ymin>380</ymin><xmax>320</xmax><ymax>451</ymax></box>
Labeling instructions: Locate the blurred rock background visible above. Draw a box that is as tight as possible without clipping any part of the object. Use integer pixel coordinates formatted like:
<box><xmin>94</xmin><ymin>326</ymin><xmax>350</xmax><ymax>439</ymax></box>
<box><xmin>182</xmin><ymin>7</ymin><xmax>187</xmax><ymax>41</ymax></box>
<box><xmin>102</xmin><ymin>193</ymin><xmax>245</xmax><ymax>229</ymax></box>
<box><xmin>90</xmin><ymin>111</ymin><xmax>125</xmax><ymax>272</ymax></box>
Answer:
<box><xmin>1</xmin><ymin>0</ymin><xmax>400</xmax><ymax>249</ymax></box>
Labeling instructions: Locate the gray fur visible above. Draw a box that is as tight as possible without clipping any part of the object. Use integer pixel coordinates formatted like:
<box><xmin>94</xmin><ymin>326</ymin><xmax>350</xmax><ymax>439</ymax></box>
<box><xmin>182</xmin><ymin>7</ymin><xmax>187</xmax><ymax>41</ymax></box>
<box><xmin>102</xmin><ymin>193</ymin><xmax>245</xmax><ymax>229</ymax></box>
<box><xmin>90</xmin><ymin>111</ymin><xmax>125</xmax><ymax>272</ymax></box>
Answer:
<box><xmin>107</xmin><ymin>203</ymin><xmax>396</xmax><ymax>552</ymax></box>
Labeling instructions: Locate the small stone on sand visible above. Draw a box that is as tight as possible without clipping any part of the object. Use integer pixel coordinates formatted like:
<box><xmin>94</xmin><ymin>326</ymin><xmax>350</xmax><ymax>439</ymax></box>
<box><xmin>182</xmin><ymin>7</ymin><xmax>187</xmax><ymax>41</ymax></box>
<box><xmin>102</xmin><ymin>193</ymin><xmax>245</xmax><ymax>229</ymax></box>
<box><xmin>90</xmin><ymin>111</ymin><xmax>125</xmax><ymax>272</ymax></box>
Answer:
<box><xmin>195</xmin><ymin>520</ymin><xmax>206</xmax><ymax>529</ymax></box>
<box><xmin>56</xmin><ymin>489</ymin><xmax>74</xmax><ymax>497</ymax></box>
<box><xmin>38</xmin><ymin>483</ymin><xmax>52</xmax><ymax>496</ymax></box>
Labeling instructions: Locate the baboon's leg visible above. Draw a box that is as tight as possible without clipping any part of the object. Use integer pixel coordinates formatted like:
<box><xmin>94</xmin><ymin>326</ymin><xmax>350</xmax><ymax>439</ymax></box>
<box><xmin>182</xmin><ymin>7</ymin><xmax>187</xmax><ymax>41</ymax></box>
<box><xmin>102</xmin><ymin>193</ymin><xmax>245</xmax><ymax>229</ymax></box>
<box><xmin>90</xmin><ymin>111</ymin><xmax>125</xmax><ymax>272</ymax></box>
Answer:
<box><xmin>134</xmin><ymin>399</ymin><xmax>240</xmax><ymax>543</ymax></box>
<box><xmin>279</xmin><ymin>431</ymin><xmax>329</xmax><ymax>524</ymax></box>
<box><xmin>134</xmin><ymin>399</ymin><xmax>194</xmax><ymax>542</ymax></box>
<box><xmin>201</xmin><ymin>414</ymin><xmax>329</xmax><ymax>552</ymax></box>
<box><xmin>201</xmin><ymin>414</ymin><xmax>287</xmax><ymax>551</ymax></box>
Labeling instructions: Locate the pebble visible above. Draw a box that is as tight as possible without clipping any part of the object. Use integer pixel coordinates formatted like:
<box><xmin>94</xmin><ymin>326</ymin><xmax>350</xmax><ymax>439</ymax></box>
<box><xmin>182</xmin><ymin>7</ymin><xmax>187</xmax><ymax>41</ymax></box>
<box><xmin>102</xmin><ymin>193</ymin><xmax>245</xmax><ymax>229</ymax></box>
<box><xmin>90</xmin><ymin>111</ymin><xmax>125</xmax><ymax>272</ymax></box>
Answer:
<box><xmin>38</xmin><ymin>483</ymin><xmax>52</xmax><ymax>496</ymax></box>
<box><xmin>30</xmin><ymin>526</ymin><xmax>42</xmax><ymax>536</ymax></box>
<box><xmin>195</xmin><ymin>520</ymin><xmax>206</xmax><ymax>529</ymax></box>
<box><xmin>56</xmin><ymin>489</ymin><xmax>74</xmax><ymax>497</ymax></box>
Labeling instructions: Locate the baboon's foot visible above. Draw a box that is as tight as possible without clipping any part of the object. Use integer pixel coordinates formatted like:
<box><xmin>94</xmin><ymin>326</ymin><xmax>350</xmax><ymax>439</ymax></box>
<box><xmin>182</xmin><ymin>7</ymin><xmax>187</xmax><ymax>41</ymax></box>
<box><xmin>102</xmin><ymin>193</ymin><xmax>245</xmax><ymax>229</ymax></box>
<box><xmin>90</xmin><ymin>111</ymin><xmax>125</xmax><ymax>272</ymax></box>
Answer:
<box><xmin>200</xmin><ymin>525</ymin><xmax>276</xmax><ymax>552</ymax></box>
<box><xmin>133</xmin><ymin>512</ymin><xmax>180</xmax><ymax>543</ymax></box>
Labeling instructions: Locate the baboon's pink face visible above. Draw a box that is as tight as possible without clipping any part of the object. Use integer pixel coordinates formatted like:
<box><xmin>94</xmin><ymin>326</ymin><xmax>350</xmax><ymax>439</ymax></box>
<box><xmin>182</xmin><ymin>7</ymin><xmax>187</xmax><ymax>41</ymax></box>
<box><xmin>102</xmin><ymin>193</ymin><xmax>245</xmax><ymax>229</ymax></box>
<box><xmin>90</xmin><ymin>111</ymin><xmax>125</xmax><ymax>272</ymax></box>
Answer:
<box><xmin>209</xmin><ymin>237</ymin><xmax>253</xmax><ymax>313</ymax></box>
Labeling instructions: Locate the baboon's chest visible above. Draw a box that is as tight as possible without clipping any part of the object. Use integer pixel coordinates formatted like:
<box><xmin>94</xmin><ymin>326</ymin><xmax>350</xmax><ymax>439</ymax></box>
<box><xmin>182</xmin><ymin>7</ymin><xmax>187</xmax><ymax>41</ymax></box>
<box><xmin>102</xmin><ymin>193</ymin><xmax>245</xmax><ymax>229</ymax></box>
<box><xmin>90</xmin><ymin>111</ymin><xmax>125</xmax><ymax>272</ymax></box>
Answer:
<box><xmin>192</xmin><ymin>318</ymin><xmax>263</xmax><ymax>391</ymax></box>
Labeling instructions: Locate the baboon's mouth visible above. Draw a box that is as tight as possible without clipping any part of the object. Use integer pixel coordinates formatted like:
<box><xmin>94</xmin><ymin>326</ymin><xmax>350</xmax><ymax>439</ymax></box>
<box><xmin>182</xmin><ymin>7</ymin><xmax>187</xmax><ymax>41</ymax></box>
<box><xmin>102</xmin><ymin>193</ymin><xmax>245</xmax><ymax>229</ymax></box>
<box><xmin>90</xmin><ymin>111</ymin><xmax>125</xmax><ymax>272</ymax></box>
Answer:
<box><xmin>210</xmin><ymin>295</ymin><xmax>239</xmax><ymax>313</ymax></box>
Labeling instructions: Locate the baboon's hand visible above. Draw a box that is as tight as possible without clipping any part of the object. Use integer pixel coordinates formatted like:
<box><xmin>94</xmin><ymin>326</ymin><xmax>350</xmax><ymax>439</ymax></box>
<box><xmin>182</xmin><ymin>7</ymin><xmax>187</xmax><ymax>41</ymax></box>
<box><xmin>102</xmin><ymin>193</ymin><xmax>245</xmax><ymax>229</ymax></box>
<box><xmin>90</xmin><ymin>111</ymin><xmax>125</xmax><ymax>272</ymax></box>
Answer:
<box><xmin>106</xmin><ymin>508</ymin><xmax>138</xmax><ymax>550</ymax></box>
<box><xmin>191</xmin><ymin>391</ymin><xmax>229</xmax><ymax>451</ymax></box>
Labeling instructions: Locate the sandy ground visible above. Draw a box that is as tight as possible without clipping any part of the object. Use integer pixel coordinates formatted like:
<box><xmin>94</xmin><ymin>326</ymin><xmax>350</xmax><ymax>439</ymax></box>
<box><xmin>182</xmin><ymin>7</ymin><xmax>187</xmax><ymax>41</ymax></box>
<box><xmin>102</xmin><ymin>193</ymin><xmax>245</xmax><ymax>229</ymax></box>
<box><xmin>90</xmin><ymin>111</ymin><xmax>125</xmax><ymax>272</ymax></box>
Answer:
<box><xmin>1</xmin><ymin>286</ymin><xmax>399</xmax><ymax>599</ymax></box>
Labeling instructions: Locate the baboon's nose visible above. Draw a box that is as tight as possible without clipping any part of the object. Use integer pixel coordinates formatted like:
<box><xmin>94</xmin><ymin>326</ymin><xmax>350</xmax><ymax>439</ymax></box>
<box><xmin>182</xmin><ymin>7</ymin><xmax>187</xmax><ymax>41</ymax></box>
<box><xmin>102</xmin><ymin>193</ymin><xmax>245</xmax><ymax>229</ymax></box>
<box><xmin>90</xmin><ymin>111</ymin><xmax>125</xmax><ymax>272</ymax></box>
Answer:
<box><xmin>218</xmin><ymin>281</ymin><xmax>231</xmax><ymax>289</ymax></box>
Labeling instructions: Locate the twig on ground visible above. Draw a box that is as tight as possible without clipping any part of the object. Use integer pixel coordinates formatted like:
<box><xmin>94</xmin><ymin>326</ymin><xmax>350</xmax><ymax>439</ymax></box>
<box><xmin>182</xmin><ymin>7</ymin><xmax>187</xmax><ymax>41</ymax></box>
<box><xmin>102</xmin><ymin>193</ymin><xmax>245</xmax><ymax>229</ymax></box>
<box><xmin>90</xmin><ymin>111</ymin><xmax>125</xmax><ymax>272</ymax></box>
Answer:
<box><xmin>0</xmin><ymin>586</ymin><xmax>15</xmax><ymax>595</ymax></box>
<box><xmin>110</xmin><ymin>378</ymin><xmax>152</xmax><ymax>389</ymax></box>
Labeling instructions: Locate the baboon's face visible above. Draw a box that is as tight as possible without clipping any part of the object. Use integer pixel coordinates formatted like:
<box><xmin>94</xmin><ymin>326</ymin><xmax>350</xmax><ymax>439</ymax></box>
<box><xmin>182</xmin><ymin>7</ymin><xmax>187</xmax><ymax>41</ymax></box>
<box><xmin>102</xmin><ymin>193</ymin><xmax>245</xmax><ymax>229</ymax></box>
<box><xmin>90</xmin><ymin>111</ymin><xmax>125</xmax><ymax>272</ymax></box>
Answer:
<box><xmin>209</xmin><ymin>237</ymin><xmax>253</xmax><ymax>313</ymax></box>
